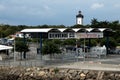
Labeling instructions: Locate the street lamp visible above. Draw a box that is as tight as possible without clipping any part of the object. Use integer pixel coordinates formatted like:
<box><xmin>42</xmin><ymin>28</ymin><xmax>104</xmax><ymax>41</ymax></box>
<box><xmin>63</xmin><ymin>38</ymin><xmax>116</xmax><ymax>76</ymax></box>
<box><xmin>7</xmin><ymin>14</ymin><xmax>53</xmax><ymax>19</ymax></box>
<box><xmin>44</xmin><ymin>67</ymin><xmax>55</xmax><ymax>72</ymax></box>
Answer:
<box><xmin>84</xmin><ymin>35</ymin><xmax>86</xmax><ymax>53</ymax></box>
<box><xmin>84</xmin><ymin>31</ymin><xmax>87</xmax><ymax>53</ymax></box>
<box><xmin>14</xmin><ymin>38</ymin><xmax>16</xmax><ymax>66</ymax></box>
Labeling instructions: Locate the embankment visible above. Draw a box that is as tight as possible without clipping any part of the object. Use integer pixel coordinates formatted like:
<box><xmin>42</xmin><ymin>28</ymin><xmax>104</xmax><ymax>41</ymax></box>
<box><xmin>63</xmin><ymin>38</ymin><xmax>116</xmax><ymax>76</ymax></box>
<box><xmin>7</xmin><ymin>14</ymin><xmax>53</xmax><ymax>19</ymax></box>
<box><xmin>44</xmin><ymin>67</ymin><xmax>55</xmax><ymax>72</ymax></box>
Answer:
<box><xmin>0</xmin><ymin>66</ymin><xmax>120</xmax><ymax>80</ymax></box>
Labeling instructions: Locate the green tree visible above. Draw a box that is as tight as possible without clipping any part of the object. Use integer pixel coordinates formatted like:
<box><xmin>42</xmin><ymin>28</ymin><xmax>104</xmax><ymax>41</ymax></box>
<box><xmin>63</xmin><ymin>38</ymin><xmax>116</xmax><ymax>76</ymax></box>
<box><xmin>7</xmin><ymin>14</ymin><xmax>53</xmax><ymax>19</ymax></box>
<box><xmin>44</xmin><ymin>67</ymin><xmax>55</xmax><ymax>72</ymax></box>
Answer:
<box><xmin>109</xmin><ymin>21</ymin><xmax>120</xmax><ymax>30</ymax></box>
<box><xmin>52</xmin><ymin>39</ymin><xmax>62</xmax><ymax>45</ymax></box>
<box><xmin>86</xmin><ymin>39</ymin><xmax>97</xmax><ymax>47</ymax></box>
<box><xmin>62</xmin><ymin>39</ymin><xmax>76</xmax><ymax>46</ymax></box>
<box><xmin>42</xmin><ymin>41</ymin><xmax>61</xmax><ymax>55</ymax></box>
<box><xmin>71</xmin><ymin>24</ymin><xmax>86</xmax><ymax>28</ymax></box>
<box><xmin>15</xmin><ymin>41</ymin><xmax>29</xmax><ymax>60</ymax></box>
<box><xmin>77</xmin><ymin>39</ymin><xmax>97</xmax><ymax>47</ymax></box>
<box><xmin>90</xmin><ymin>18</ymin><xmax>99</xmax><ymax>28</ymax></box>
<box><xmin>100</xmin><ymin>37</ymin><xmax>117</xmax><ymax>49</ymax></box>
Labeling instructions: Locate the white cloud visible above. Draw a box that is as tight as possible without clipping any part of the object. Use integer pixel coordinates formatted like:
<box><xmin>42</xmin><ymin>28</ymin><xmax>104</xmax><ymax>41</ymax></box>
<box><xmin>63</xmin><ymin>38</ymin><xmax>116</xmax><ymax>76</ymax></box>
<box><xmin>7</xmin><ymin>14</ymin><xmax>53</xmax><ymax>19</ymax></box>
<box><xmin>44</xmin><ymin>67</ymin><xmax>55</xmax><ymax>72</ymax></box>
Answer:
<box><xmin>114</xmin><ymin>4</ymin><xmax>120</xmax><ymax>8</ymax></box>
<box><xmin>91</xmin><ymin>3</ymin><xmax>104</xmax><ymax>10</ymax></box>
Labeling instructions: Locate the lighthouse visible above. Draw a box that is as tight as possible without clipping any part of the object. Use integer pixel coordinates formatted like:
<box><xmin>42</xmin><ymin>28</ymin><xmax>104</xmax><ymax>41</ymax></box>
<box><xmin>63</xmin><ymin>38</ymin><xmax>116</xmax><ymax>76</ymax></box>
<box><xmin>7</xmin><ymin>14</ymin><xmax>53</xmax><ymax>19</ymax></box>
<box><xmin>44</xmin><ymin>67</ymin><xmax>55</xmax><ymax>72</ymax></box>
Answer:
<box><xmin>76</xmin><ymin>11</ymin><xmax>84</xmax><ymax>25</ymax></box>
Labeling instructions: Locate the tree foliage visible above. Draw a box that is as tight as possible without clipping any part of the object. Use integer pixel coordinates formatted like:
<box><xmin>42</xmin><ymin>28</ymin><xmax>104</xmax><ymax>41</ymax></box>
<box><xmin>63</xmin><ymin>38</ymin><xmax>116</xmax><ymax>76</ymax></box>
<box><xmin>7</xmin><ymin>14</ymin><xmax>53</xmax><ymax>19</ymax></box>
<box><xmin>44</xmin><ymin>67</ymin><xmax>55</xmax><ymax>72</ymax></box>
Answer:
<box><xmin>100</xmin><ymin>37</ymin><xmax>117</xmax><ymax>48</ymax></box>
<box><xmin>62</xmin><ymin>39</ymin><xmax>76</xmax><ymax>46</ymax></box>
<box><xmin>77</xmin><ymin>39</ymin><xmax>97</xmax><ymax>47</ymax></box>
<box><xmin>0</xmin><ymin>18</ymin><xmax>120</xmax><ymax>48</ymax></box>
<box><xmin>15</xmin><ymin>41</ymin><xmax>29</xmax><ymax>59</ymax></box>
<box><xmin>42</xmin><ymin>41</ymin><xmax>61</xmax><ymax>55</ymax></box>
<box><xmin>15</xmin><ymin>42</ymin><xmax>29</xmax><ymax>53</ymax></box>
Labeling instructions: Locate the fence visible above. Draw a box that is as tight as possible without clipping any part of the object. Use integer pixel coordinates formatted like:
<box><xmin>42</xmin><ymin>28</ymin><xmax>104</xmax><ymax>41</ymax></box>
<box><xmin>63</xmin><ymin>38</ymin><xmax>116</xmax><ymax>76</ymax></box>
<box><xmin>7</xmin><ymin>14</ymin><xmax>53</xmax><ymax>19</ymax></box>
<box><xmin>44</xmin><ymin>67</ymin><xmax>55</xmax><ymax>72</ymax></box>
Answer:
<box><xmin>0</xmin><ymin>45</ymin><xmax>107</xmax><ymax>67</ymax></box>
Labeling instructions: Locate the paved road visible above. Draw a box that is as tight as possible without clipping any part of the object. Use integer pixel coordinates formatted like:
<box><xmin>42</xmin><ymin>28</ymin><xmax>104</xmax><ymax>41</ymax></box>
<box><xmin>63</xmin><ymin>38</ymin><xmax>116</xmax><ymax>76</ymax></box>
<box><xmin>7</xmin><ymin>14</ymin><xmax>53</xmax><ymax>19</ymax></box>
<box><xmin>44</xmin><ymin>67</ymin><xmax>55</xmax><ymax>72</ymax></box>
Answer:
<box><xmin>45</xmin><ymin>55</ymin><xmax>120</xmax><ymax>71</ymax></box>
<box><xmin>0</xmin><ymin>54</ymin><xmax>120</xmax><ymax>71</ymax></box>
<box><xmin>54</xmin><ymin>61</ymin><xmax>120</xmax><ymax>71</ymax></box>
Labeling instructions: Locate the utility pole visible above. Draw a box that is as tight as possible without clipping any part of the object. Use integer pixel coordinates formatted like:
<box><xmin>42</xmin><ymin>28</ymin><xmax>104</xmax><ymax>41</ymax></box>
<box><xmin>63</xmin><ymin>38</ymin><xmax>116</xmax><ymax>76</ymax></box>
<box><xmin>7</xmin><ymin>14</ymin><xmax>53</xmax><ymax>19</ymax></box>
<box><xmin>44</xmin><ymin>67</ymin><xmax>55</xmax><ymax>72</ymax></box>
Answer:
<box><xmin>14</xmin><ymin>38</ymin><xmax>16</xmax><ymax>66</ymax></box>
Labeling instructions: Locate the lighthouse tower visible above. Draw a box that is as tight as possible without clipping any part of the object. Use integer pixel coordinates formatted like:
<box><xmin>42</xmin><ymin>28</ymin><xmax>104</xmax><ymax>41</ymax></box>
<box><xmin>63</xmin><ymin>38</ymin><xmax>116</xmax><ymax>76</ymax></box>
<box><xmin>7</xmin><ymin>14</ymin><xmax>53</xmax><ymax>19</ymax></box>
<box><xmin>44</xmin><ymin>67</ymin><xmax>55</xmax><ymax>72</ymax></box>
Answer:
<box><xmin>76</xmin><ymin>11</ymin><xmax>84</xmax><ymax>25</ymax></box>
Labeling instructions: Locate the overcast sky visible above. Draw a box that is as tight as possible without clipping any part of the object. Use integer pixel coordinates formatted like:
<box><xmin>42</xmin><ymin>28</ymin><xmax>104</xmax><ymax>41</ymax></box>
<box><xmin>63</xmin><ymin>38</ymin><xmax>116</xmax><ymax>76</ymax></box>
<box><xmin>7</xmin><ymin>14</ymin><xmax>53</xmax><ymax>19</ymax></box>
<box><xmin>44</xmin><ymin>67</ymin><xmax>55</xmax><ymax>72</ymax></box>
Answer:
<box><xmin>0</xmin><ymin>0</ymin><xmax>120</xmax><ymax>26</ymax></box>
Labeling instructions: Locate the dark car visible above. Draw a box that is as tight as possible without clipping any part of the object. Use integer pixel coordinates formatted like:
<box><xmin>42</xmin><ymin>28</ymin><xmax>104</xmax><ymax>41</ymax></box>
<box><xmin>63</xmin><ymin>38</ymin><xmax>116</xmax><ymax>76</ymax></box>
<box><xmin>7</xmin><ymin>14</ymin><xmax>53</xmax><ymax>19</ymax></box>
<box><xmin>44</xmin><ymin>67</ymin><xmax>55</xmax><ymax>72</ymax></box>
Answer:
<box><xmin>109</xmin><ymin>48</ymin><xmax>120</xmax><ymax>54</ymax></box>
<box><xmin>66</xmin><ymin>46</ymin><xmax>76</xmax><ymax>51</ymax></box>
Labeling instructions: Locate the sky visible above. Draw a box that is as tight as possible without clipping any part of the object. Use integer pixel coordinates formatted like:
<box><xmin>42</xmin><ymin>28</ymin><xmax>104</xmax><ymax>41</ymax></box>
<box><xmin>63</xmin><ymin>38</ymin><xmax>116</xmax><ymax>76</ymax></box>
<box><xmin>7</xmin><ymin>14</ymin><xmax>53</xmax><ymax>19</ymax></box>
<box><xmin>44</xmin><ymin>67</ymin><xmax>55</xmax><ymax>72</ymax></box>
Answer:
<box><xmin>0</xmin><ymin>0</ymin><xmax>120</xmax><ymax>26</ymax></box>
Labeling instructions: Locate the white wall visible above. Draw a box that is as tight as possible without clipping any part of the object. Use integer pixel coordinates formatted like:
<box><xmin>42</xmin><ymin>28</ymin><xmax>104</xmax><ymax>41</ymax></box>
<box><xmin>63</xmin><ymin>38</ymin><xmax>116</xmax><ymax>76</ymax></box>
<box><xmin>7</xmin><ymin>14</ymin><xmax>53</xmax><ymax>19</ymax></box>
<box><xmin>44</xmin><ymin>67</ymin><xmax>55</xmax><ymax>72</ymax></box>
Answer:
<box><xmin>76</xmin><ymin>18</ymin><xmax>83</xmax><ymax>25</ymax></box>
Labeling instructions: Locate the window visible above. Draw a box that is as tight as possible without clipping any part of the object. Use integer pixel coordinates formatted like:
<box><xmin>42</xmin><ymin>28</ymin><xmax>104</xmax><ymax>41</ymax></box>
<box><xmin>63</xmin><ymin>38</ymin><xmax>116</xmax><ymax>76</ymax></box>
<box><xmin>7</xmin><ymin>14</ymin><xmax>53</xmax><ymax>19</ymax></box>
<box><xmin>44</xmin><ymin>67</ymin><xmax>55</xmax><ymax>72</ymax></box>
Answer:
<box><xmin>69</xmin><ymin>33</ymin><xmax>75</xmax><ymax>38</ymax></box>
<box><xmin>49</xmin><ymin>33</ymin><xmax>68</xmax><ymax>39</ymax></box>
<box><xmin>62</xmin><ymin>33</ymin><xmax>68</xmax><ymax>38</ymax></box>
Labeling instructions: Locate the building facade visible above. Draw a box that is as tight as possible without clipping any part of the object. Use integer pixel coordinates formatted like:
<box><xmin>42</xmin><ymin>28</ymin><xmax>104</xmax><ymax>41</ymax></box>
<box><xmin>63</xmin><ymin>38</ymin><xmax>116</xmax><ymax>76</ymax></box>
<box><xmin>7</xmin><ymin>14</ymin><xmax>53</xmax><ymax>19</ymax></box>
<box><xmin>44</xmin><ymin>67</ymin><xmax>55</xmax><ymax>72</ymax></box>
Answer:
<box><xmin>21</xmin><ymin>28</ymin><xmax>110</xmax><ymax>39</ymax></box>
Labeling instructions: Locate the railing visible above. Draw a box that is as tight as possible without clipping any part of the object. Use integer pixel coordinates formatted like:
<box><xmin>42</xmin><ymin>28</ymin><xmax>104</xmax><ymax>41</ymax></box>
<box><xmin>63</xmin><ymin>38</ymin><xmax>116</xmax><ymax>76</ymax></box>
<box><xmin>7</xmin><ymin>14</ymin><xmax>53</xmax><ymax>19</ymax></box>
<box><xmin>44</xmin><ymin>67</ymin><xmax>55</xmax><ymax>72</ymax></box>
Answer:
<box><xmin>0</xmin><ymin>46</ymin><xmax>107</xmax><ymax>67</ymax></box>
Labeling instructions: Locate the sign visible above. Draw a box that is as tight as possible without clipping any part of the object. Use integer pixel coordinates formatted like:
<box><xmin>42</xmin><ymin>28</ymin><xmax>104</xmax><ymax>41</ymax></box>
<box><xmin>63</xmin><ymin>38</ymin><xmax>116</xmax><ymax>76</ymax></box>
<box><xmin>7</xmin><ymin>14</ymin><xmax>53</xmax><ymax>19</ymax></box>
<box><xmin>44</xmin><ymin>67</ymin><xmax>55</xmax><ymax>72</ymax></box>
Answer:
<box><xmin>76</xmin><ymin>32</ymin><xmax>103</xmax><ymax>38</ymax></box>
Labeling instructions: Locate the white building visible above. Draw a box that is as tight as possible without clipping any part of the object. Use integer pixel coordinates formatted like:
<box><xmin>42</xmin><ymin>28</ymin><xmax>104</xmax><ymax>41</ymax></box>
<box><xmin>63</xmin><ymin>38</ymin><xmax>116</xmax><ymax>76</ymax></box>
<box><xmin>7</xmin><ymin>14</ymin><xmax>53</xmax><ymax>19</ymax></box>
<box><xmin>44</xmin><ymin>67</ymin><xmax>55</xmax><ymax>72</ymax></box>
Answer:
<box><xmin>21</xmin><ymin>28</ymin><xmax>111</xmax><ymax>39</ymax></box>
<box><xmin>76</xmin><ymin>11</ymin><xmax>84</xmax><ymax>25</ymax></box>
<box><xmin>12</xmin><ymin>32</ymin><xmax>30</xmax><ymax>38</ymax></box>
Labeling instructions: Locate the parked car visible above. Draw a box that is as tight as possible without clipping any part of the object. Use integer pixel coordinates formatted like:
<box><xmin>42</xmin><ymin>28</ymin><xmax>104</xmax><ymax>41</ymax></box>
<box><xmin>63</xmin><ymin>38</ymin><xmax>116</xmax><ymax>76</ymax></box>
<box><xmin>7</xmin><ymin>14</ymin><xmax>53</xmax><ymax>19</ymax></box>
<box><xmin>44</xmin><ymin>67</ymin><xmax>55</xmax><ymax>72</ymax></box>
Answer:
<box><xmin>109</xmin><ymin>48</ymin><xmax>120</xmax><ymax>54</ymax></box>
<box><xmin>65</xmin><ymin>46</ymin><xmax>76</xmax><ymax>51</ymax></box>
